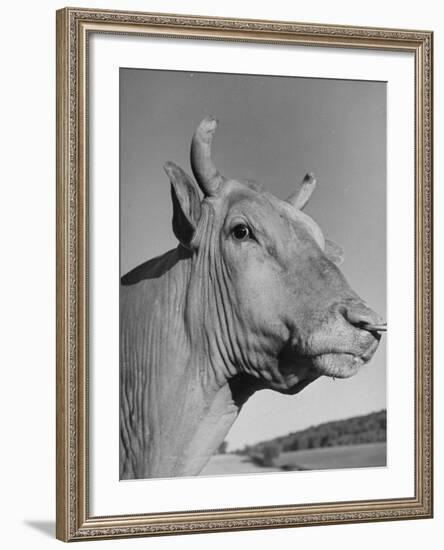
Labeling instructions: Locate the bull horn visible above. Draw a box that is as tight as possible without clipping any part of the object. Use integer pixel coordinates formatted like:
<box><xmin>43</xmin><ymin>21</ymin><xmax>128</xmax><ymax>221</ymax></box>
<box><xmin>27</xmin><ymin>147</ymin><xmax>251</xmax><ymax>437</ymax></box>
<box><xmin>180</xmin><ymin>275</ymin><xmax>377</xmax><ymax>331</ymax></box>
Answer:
<box><xmin>190</xmin><ymin>116</ymin><xmax>225</xmax><ymax>196</ymax></box>
<box><xmin>286</xmin><ymin>173</ymin><xmax>316</xmax><ymax>210</ymax></box>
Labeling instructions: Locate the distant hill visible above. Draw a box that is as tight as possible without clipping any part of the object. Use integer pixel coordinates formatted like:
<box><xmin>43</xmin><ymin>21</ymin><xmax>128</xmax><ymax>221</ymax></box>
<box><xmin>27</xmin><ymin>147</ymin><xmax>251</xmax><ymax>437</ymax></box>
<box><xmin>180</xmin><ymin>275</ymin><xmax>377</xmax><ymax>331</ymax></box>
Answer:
<box><xmin>235</xmin><ymin>410</ymin><xmax>386</xmax><ymax>455</ymax></box>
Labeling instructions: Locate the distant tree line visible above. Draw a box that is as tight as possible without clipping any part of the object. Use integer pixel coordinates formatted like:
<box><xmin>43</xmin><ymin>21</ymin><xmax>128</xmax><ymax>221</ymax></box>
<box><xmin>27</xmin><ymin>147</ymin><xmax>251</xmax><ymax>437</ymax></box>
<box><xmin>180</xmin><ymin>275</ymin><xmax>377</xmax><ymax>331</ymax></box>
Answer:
<box><xmin>235</xmin><ymin>410</ymin><xmax>387</xmax><ymax>459</ymax></box>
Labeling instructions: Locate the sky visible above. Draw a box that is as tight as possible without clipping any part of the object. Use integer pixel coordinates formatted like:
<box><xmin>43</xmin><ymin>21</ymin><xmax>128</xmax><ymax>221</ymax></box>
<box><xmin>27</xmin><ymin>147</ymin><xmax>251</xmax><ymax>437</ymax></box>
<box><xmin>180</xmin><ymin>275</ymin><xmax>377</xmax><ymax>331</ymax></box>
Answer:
<box><xmin>120</xmin><ymin>68</ymin><xmax>387</xmax><ymax>450</ymax></box>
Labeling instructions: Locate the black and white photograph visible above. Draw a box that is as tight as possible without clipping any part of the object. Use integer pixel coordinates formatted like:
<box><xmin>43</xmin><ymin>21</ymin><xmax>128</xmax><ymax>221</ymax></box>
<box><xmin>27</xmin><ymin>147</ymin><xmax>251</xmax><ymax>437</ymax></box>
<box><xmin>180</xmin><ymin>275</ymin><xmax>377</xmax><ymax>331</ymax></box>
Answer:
<box><xmin>119</xmin><ymin>68</ymin><xmax>387</xmax><ymax>480</ymax></box>
<box><xmin>1</xmin><ymin>0</ymin><xmax>438</xmax><ymax>546</ymax></box>
<box><xmin>52</xmin><ymin>4</ymin><xmax>433</xmax><ymax>544</ymax></box>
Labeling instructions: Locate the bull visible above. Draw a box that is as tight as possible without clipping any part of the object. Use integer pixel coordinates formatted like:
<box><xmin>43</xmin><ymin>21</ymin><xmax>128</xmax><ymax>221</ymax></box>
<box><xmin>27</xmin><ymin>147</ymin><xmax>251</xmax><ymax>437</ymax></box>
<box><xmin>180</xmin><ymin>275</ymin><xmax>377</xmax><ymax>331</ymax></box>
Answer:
<box><xmin>120</xmin><ymin>116</ymin><xmax>385</xmax><ymax>479</ymax></box>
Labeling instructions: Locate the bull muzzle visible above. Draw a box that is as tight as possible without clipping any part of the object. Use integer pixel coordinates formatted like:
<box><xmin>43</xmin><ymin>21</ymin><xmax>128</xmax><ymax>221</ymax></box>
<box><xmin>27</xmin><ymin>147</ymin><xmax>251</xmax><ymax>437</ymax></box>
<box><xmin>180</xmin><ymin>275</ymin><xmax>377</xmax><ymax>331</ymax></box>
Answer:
<box><xmin>341</xmin><ymin>301</ymin><xmax>386</xmax><ymax>334</ymax></box>
<box><xmin>359</xmin><ymin>322</ymin><xmax>387</xmax><ymax>333</ymax></box>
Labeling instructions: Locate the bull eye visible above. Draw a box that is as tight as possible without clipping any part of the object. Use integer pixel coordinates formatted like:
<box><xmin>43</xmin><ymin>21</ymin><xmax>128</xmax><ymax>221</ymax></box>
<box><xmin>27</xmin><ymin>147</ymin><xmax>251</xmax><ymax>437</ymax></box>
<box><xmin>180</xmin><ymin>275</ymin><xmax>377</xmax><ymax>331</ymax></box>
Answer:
<box><xmin>232</xmin><ymin>224</ymin><xmax>250</xmax><ymax>241</ymax></box>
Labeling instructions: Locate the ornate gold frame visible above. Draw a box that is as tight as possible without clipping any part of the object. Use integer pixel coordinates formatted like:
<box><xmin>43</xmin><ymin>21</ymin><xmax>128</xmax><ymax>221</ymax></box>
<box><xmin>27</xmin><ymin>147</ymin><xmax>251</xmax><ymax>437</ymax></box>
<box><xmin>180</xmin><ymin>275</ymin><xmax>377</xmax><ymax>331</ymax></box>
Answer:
<box><xmin>56</xmin><ymin>7</ymin><xmax>433</xmax><ymax>542</ymax></box>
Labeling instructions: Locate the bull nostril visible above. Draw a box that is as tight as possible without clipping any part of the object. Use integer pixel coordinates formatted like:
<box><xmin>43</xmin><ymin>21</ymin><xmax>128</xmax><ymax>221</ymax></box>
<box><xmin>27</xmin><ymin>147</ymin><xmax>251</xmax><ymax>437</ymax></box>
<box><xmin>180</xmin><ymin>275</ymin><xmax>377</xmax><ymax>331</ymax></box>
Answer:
<box><xmin>355</xmin><ymin>321</ymin><xmax>387</xmax><ymax>333</ymax></box>
<box><xmin>341</xmin><ymin>303</ymin><xmax>386</xmax><ymax>333</ymax></box>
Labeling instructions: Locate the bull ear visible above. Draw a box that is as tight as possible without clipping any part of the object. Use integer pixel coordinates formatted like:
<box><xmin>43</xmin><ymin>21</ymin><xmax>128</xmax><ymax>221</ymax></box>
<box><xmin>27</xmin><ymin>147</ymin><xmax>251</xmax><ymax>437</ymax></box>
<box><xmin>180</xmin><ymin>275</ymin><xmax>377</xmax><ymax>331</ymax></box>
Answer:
<box><xmin>325</xmin><ymin>239</ymin><xmax>345</xmax><ymax>266</ymax></box>
<box><xmin>163</xmin><ymin>161</ymin><xmax>202</xmax><ymax>249</ymax></box>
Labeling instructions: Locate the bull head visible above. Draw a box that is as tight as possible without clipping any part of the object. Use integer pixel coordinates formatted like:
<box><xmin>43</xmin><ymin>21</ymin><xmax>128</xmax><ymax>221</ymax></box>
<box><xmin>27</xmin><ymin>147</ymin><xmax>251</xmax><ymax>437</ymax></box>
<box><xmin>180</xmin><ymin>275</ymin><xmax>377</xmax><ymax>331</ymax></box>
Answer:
<box><xmin>164</xmin><ymin>117</ymin><xmax>385</xmax><ymax>394</ymax></box>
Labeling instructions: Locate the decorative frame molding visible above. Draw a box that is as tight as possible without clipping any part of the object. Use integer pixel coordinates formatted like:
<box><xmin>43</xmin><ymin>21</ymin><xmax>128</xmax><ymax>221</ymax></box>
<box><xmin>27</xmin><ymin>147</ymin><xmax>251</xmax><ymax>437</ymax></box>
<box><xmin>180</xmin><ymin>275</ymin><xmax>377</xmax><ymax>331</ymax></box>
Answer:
<box><xmin>56</xmin><ymin>7</ymin><xmax>433</xmax><ymax>542</ymax></box>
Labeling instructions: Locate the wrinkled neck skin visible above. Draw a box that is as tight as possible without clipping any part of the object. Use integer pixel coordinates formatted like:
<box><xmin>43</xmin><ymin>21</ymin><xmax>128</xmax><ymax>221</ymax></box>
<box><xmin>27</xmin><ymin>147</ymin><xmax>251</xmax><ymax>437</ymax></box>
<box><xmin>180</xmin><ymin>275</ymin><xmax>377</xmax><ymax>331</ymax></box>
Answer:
<box><xmin>120</xmin><ymin>247</ymin><xmax>255</xmax><ymax>481</ymax></box>
<box><xmin>120</xmin><ymin>204</ymin><xmax>309</xmax><ymax>480</ymax></box>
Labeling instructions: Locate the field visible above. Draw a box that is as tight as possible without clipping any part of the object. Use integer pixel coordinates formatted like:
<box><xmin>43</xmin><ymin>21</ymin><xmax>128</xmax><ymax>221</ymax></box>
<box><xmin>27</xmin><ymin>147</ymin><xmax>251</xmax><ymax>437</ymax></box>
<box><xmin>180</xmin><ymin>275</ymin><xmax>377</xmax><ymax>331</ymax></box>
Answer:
<box><xmin>200</xmin><ymin>442</ymin><xmax>386</xmax><ymax>476</ymax></box>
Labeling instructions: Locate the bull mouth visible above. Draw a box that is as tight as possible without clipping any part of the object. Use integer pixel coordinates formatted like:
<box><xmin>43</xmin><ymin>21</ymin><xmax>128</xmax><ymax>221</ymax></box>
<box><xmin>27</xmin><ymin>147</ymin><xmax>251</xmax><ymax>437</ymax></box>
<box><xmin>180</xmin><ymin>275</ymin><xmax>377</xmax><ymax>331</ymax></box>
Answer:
<box><xmin>310</xmin><ymin>335</ymin><xmax>381</xmax><ymax>379</ymax></box>
<box><xmin>277</xmin><ymin>333</ymin><xmax>381</xmax><ymax>392</ymax></box>
<box><xmin>312</xmin><ymin>352</ymin><xmax>368</xmax><ymax>379</ymax></box>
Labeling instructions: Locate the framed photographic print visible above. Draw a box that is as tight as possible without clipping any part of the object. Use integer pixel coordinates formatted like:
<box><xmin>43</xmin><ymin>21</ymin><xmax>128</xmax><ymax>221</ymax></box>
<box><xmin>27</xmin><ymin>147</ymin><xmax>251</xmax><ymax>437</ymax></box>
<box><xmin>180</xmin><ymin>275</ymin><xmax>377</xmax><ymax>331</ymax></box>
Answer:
<box><xmin>56</xmin><ymin>7</ymin><xmax>433</xmax><ymax>542</ymax></box>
